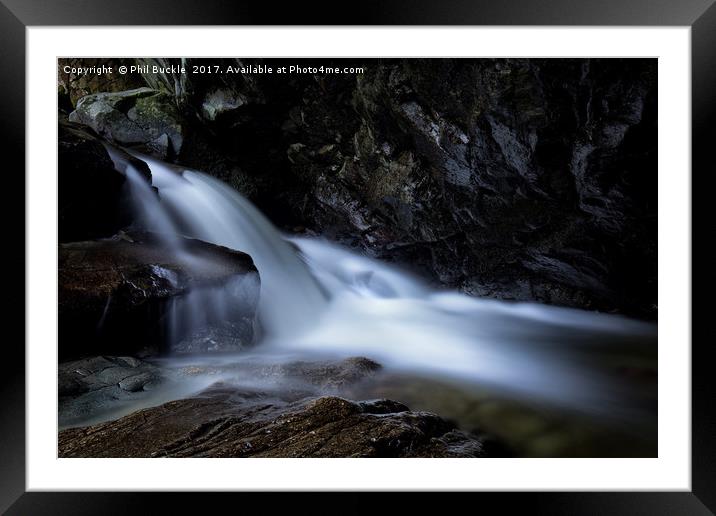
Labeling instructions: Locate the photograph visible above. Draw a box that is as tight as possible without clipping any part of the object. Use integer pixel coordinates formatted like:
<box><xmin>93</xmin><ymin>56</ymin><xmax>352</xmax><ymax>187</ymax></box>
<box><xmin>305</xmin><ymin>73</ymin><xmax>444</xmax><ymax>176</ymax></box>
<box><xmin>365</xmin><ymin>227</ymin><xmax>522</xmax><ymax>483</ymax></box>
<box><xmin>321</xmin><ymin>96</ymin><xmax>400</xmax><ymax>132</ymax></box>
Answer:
<box><xmin>56</xmin><ymin>57</ymin><xmax>658</xmax><ymax>459</ymax></box>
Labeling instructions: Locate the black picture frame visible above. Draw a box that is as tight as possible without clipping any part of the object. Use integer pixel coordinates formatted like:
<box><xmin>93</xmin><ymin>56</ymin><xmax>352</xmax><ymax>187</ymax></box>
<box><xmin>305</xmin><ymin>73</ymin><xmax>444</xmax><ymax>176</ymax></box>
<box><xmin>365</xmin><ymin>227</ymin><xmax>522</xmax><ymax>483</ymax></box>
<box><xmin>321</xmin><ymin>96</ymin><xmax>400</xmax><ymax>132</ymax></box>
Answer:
<box><xmin>2</xmin><ymin>1</ymin><xmax>713</xmax><ymax>513</ymax></box>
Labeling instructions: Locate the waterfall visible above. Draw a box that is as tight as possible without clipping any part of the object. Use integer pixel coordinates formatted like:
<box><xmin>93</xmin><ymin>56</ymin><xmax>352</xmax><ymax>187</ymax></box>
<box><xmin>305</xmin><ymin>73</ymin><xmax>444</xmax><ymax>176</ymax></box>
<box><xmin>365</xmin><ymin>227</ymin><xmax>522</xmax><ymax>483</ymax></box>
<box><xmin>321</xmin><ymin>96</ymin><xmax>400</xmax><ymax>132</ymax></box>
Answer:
<box><xmin>120</xmin><ymin>152</ymin><xmax>657</xmax><ymax>415</ymax></box>
<box><xmin>105</xmin><ymin>145</ymin><xmax>184</xmax><ymax>251</ymax></box>
<box><xmin>125</xmin><ymin>153</ymin><xmax>328</xmax><ymax>337</ymax></box>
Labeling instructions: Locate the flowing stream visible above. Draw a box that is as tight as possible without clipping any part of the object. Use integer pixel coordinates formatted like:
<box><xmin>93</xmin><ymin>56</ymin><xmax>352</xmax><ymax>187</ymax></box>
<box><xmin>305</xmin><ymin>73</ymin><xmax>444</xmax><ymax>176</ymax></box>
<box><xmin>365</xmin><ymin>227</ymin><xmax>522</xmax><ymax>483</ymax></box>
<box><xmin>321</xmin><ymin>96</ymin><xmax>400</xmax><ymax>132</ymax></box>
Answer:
<box><xmin>118</xmin><ymin>151</ymin><xmax>657</xmax><ymax>424</ymax></box>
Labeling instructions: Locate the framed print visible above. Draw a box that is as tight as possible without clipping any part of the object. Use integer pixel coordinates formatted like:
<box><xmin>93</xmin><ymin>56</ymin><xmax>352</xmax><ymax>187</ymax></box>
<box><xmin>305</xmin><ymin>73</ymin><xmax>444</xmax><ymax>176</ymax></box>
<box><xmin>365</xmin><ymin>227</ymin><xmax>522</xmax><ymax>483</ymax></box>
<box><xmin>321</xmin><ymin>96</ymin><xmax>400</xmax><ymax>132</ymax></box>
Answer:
<box><xmin>2</xmin><ymin>0</ymin><xmax>713</xmax><ymax>513</ymax></box>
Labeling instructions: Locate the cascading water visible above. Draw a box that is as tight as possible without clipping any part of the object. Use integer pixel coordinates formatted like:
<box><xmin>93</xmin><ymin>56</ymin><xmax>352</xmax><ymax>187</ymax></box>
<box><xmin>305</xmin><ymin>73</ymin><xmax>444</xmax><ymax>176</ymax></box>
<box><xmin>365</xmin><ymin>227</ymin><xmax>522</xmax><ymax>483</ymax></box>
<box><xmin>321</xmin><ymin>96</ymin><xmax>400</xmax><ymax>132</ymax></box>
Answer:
<box><xmin>283</xmin><ymin>237</ymin><xmax>656</xmax><ymax>417</ymax></box>
<box><xmin>106</xmin><ymin>147</ymin><xmax>261</xmax><ymax>353</ymax></box>
<box><xmin>130</xmin><ymin>153</ymin><xmax>327</xmax><ymax>337</ymax></box>
<box><xmin>105</xmin><ymin>146</ymin><xmax>184</xmax><ymax>251</ymax></box>
<box><xmin>119</xmin><ymin>151</ymin><xmax>657</xmax><ymax>418</ymax></box>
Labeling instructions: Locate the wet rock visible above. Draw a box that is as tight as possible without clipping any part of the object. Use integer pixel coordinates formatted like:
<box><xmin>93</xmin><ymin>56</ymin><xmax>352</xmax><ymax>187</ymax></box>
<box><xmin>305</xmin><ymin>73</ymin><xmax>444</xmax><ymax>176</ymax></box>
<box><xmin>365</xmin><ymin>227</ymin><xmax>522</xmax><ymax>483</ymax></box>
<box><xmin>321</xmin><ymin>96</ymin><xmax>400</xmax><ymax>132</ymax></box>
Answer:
<box><xmin>69</xmin><ymin>87</ymin><xmax>184</xmax><ymax>159</ymax></box>
<box><xmin>58</xmin><ymin>231</ymin><xmax>259</xmax><ymax>358</ymax></box>
<box><xmin>252</xmin><ymin>356</ymin><xmax>382</xmax><ymax>391</ymax></box>
<box><xmin>58</xmin><ymin>119</ymin><xmax>151</xmax><ymax>242</ymax></box>
<box><xmin>58</xmin><ymin>384</ymin><xmax>490</xmax><ymax>458</ymax></box>
<box><xmin>171</xmin><ymin>356</ymin><xmax>382</xmax><ymax>396</ymax></box>
<box><xmin>117</xmin><ymin>372</ymin><xmax>156</xmax><ymax>392</ymax></box>
<box><xmin>58</xmin><ymin>356</ymin><xmax>167</xmax><ymax>427</ymax></box>
<box><xmin>59</xmin><ymin>355</ymin><xmax>384</xmax><ymax>431</ymax></box>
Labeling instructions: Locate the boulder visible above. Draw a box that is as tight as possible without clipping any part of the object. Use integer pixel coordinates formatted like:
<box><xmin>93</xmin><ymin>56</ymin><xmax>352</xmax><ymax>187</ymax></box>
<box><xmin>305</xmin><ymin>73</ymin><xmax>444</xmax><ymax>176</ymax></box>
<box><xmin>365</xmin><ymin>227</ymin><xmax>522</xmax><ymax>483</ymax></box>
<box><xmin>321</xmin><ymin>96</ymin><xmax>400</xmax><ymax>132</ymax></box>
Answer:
<box><xmin>69</xmin><ymin>87</ymin><xmax>184</xmax><ymax>159</ymax></box>
<box><xmin>201</xmin><ymin>88</ymin><xmax>249</xmax><ymax>121</ymax></box>
<box><xmin>58</xmin><ymin>119</ymin><xmax>151</xmax><ymax>242</ymax></box>
<box><xmin>58</xmin><ymin>356</ymin><xmax>167</xmax><ymax>428</ymax></box>
<box><xmin>173</xmin><ymin>356</ymin><xmax>382</xmax><ymax>394</ymax></box>
<box><xmin>58</xmin><ymin>231</ymin><xmax>259</xmax><ymax>358</ymax></box>
<box><xmin>250</xmin><ymin>356</ymin><xmax>383</xmax><ymax>391</ymax></box>
<box><xmin>58</xmin><ymin>384</ymin><xmax>490</xmax><ymax>458</ymax></box>
<box><xmin>57</xmin><ymin>58</ymin><xmax>146</xmax><ymax>107</ymax></box>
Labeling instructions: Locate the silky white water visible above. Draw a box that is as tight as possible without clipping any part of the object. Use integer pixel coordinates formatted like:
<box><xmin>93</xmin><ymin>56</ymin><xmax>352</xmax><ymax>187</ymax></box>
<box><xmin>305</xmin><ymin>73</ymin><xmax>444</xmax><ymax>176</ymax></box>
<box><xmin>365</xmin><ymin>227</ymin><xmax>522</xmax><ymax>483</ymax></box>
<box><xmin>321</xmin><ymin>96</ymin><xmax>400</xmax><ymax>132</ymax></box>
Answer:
<box><xmin>130</xmin><ymin>153</ymin><xmax>327</xmax><ymax>336</ymax></box>
<box><xmin>122</xmin><ymin>152</ymin><xmax>657</xmax><ymax>416</ymax></box>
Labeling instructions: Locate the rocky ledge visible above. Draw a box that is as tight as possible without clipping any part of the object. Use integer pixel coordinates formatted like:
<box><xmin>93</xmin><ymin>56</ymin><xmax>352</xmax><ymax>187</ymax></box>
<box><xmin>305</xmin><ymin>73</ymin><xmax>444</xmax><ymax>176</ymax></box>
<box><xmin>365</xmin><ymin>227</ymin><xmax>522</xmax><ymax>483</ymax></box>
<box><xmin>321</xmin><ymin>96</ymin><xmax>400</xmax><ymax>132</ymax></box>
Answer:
<box><xmin>58</xmin><ymin>355</ymin><xmax>496</xmax><ymax>457</ymax></box>
<box><xmin>59</xmin><ymin>386</ymin><xmax>489</xmax><ymax>458</ymax></box>
<box><xmin>59</xmin><ymin>231</ymin><xmax>260</xmax><ymax>358</ymax></box>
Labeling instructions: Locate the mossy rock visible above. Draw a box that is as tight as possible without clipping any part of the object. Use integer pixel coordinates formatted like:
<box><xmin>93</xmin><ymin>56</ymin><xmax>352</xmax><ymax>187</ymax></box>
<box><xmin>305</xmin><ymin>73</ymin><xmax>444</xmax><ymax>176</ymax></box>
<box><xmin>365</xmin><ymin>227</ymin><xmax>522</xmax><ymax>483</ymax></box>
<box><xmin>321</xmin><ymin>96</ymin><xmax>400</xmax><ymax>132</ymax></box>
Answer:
<box><xmin>69</xmin><ymin>87</ymin><xmax>184</xmax><ymax>159</ymax></box>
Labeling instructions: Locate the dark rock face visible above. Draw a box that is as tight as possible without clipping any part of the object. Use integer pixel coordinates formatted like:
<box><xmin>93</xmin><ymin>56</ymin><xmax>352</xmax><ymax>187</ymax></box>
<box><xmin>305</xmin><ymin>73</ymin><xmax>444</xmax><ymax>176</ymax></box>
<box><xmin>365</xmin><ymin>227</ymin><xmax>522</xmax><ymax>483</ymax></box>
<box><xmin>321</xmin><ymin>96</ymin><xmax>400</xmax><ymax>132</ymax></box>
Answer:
<box><xmin>58</xmin><ymin>385</ymin><xmax>489</xmax><ymax>458</ymax></box>
<box><xmin>58</xmin><ymin>119</ymin><xmax>150</xmax><ymax>242</ymax></box>
<box><xmin>63</xmin><ymin>58</ymin><xmax>657</xmax><ymax>317</ymax></box>
<box><xmin>69</xmin><ymin>87</ymin><xmax>184</xmax><ymax>159</ymax></box>
<box><xmin>58</xmin><ymin>231</ymin><xmax>259</xmax><ymax>358</ymax></box>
